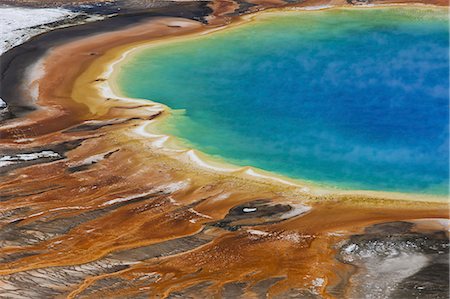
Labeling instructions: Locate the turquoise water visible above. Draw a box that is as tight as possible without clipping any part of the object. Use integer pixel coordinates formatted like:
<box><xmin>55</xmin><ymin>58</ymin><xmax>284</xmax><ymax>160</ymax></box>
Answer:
<box><xmin>118</xmin><ymin>8</ymin><xmax>449</xmax><ymax>194</ymax></box>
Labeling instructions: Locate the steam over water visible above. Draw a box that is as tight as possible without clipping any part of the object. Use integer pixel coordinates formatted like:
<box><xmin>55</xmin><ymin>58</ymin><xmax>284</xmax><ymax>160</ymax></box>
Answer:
<box><xmin>118</xmin><ymin>8</ymin><xmax>449</xmax><ymax>194</ymax></box>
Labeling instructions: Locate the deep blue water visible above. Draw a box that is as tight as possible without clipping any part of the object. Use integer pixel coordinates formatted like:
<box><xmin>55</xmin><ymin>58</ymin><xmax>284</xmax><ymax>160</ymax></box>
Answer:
<box><xmin>118</xmin><ymin>8</ymin><xmax>449</xmax><ymax>194</ymax></box>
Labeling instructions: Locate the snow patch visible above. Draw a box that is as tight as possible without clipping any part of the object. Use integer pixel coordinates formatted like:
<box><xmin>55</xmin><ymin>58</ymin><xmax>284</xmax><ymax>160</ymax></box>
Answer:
<box><xmin>0</xmin><ymin>6</ymin><xmax>106</xmax><ymax>55</ymax></box>
<box><xmin>156</xmin><ymin>181</ymin><xmax>189</xmax><ymax>194</ymax></box>
<box><xmin>0</xmin><ymin>7</ymin><xmax>77</xmax><ymax>54</ymax></box>
<box><xmin>101</xmin><ymin>190</ymin><xmax>155</xmax><ymax>206</ymax></box>
<box><xmin>312</xmin><ymin>277</ymin><xmax>325</xmax><ymax>287</ymax></box>
<box><xmin>0</xmin><ymin>150</ymin><xmax>60</xmax><ymax>167</ymax></box>
<box><xmin>78</xmin><ymin>152</ymin><xmax>108</xmax><ymax>165</ymax></box>
<box><xmin>16</xmin><ymin>151</ymin><xmax>59</xmax><ymax>160</ymax></box>
<box><xmin>279</xmin><ymin>204</ymin><xmax>311</xmax><ymax>220</ymax></box>
<box><xmin>188</xmin><ymin>208</ymin><xmax>212</xmax><ymax>219</ymax></box>
<box><xmin>344</xmin><ymin>243</ymin><xmax>358</xmax><ymax>254</ymax></box>
<box><xmin>211</xmin><ymin>193</ymin><xmax>230</xmax><ymax>202</ymax></box>
<box><xmin>247</xmin><ymin>229</ymin><xmax>270</xmax><ymax>236</ymax></box>
<box><xmin>279</xmin><ymin>232</ymin><xmax>303</xmax><ymax>243</ymax></box>
<box><xmin>311</xmin><ymin>277</ymin><xmax>325</xmax><ymax>294</ymax></box>
<box><xmin>101</xmin><ymin>181</ymin><xmax>189</xmax><ymax>206</ymax></box>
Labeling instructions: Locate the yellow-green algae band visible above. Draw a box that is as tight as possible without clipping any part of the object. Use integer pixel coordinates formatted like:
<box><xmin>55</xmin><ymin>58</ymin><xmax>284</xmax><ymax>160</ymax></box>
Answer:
<box><xmin>76</xmin><ymin>7</ymin><xmax>446</xmax><ymax>200</ymax></box>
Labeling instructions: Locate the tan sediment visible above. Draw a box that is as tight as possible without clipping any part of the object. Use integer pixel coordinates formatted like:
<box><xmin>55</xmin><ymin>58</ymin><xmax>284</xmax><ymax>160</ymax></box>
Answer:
<box><xmin>0</xmin><ymin>1</ymin><xmax>448</xmax><ymax>298</ymax></box>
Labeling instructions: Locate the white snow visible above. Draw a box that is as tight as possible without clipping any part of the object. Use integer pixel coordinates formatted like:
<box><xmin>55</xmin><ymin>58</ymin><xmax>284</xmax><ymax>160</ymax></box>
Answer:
<box><xmin>312</xmin><ymin>277</ymin><xmax>325</xmax><ymax>287</ymax></box>
<box><xmin>0</xmin><ymin>97</ymin><xmax>6</xmax><ymax>108</ymax></box>
<box><xmin>247</xmin><ymin>229</ymin><xmax>269</xmax><ymax>236</ymax></box>
<box><xmin>78</xmin><ymin>152</ymin><xmax>109</xmax><ymax>165</ymax></box>
<box><xmin>279</xmin><ymin>203</ymin><xmax>311</xmax><ymax>220</ymax></box>
<box><xmin>0</xmin><ymin>6</ymin><xmax>80</xmax><ymax>54</ymax></box>
<box><xmin>210</xmin><ymin>193</ymin><xmax>230</xmax><ymax>202</ymax></box>
<box><xmin>188</xmin><ymin>208</ymin><xmax>212</xmax><ymax>219</ymax></box>
<box><xmin>16</xmin><ymin>151</ymin><xmax>59</xmax><ymax>160</ymax></box>
<box><xmin>101</xmin><ymin>181</ymin><xmax>189</xmax><ymax>207</ymax></box>
<box><xmin>101</xmin><ymin>190</ymin><xmax>156</xmax><ymax>206</ymax></box>
<box><xmin>311</xmin><ymin>277</ymin><xmax>325</xmax><ymax>294</ymax></box>
<box><xmin>344</xmin><ymin>243</ymin><xmax>358</xmax><ymax>254</ymax></box>
<box><xmin>0</xmin><ymin>150</ymin><xmax>60</xmax><ymax>167</ymax></box>
<box><xmin>156</xmin><ymin>181</ymin><xmax>189</xmax><ymax>194</ymax></box>
<box><xmin>279</xmin><ymin>232</ymin><xmax>303</xmax><ymax>243</ymax></box>
<box><xmin>243</xmin><ymin>207</ymin><xmax>257</xmax><ymax>213</ymax></box>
